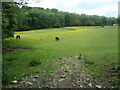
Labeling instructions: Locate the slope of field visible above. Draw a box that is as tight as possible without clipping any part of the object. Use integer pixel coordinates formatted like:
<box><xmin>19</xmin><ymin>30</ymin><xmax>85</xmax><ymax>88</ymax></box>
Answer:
<box><xmin>2</xmin><ymin>26</ymin><xmax>118</xmax><ymax>88</ymax></box>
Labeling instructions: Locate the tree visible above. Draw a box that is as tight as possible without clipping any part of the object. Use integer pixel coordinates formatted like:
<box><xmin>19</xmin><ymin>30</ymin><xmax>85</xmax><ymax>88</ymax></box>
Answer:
<box><xmin>2</xmin><ymin>2</ymin><xmax>19</xmax><ymax>38</ymax></box>
<box><xmin>108</xmin><ymin>17</ymin><xmax>117</xmax><ymax>26</ymax></box>
<box><xmin>2</xmin><ymin>2</ymin><xmax>118</xmax><ymax>35</ymax></box>
<box><xmin>2</xmin><ymin>0</ymin><xmax>42</xmax><ymax>38</ymax></box>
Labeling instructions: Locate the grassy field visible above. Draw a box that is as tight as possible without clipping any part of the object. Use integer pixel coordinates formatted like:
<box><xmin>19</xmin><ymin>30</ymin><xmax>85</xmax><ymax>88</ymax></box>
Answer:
<box><xmin>2</xmin><ymin>26</ymin><xmax>118</xmax><ymax>87</ymax></box>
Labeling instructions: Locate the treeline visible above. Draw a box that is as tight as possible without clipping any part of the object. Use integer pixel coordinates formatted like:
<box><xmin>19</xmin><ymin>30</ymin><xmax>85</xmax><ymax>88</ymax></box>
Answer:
<box><xmin>2</xmin><ymin>2</ymin><xmax>118</xmax><ymax>38</ymax></box>
<box><xmin>15</xmin><ymin>6</ymin><xmax>118</xmax><ymax>30</ymax></box>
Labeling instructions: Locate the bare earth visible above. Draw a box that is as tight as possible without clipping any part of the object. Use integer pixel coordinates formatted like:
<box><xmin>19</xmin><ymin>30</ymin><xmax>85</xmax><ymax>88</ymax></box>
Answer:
<box><xmin>2</xmin><ymin>46</ymin><xmax>31</xmax><ymax>54</ymax></box>
<box><xmin>7</xmin><ymin>55</ymin><xmax>113</xmax><ymax>89</ymax></box>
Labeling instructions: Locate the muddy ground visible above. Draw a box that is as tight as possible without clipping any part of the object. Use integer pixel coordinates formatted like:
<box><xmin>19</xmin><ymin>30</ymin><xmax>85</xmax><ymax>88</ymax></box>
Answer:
<box><xmin>2</xmin><ymin>46</ymin><xmax>31</xmax><ymax>54</ymax></box>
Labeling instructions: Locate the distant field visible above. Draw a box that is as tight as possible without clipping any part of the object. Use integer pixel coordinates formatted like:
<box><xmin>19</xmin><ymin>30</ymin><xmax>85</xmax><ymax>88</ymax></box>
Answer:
<box><xmin>2</xmin><ymin>26</ymin><xmax>118</xmax><ymax>86</ymax></box>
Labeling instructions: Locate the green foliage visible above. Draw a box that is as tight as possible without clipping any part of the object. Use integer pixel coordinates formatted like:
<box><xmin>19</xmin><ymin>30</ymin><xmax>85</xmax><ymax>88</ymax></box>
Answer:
<box><xmin>20</xmin><ymin>7</ymin><xmax>117</xmax><ymax>29</ymax></box>
<box><xmin>2</xmin><ymin>2</ymin><xmax>19</xmax><ymax>38</ymax></box>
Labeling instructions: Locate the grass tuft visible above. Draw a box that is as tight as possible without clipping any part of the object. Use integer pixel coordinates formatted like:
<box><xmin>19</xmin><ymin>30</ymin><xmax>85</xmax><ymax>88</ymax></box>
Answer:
<box><xmin>29</xmin><ymin>60</ymin><xmax>41</xmax><ymax>67</ymax></box>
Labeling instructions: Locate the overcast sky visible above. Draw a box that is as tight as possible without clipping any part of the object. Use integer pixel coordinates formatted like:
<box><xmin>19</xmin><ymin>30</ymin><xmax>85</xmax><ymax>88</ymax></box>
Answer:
<box><xmin>27</xmin><ymin>0</ymin><xmax>119</xmax><ymax>17</ymax></box>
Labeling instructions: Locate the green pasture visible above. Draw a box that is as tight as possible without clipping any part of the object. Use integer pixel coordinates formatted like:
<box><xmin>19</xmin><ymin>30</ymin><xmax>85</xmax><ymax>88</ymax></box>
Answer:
<box><xmin>2</xmin><ymin>26</ymin><xmax>118</xmax><ymax>86</ymax></box>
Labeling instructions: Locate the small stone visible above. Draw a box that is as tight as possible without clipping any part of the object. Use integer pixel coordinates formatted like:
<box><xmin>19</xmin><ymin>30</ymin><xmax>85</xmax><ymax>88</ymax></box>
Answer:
<box><xmin>51</xmin><ymin>86</ymin><xmax>53</xmax><ymax>88</ymax></box>
<box><xmin>88</xmin><ymin>83</ymin><xmax>92</xmax><ymax>87</ymax></box>
<box><xmin>78</xmin><ymin>79</ymin><xmax>82</xmax><ymax>83</ymax></box>
<box><xmin>11</xmin><ymin>80</ymin><xmax>18</xmax><ymax>84</ymax></box>
<box><xmin>22</xmin><ymin>78</ymin><xmax>24</xmax><ymax>80</ymax></box>
<box><xmin>26</xmin><ymin>82</ymin><xmax>33</xmax><ymax>85</ymax></box>
<box><xmin>80</xmin><ymin>85</ymin><xmax>83</xmax><ymax>87</ymax></box>
<box><xmin>96</xmin><ymin>85</ymin><xmax>102</xmax><ymax>88</ymax></box>
<box><xmin>54</xmin><ymin>84</ymin><xmax>57</xmax><ymax>86</ymax></box>
<box><xmin>61</xmin><ymin>67</ymin><xmax>64</xmax><ymax>69</ymax></box>
<box><xmin>62</xmin><ymin>61</ymin><xmax>64</xmax><ymax>63</ymax></box>
<box><xmin>35</xmin><ymin>75</ymin><xmax>39</xmax><ymax>78</ymax></box>
<box><xmin>38</xmin><ymin>86</ymin><xmax>41</xmax><ymax>88</ymax></box>
<box><xmin>33</xmin><ymin>79</ymin><xmax>36</xmax><ymax>82</ymax></box>
<box><xmin>86</xmin><ymin>78</ymin><xmax>89</xmax><ymax>81</ymax></box>
<box><xmin>66</xmin><ymin>66</ymin><xmax>69</xmax><ymax>69</ymax></box>
<box><xmin>59</xmin><ymin>79</ymin><xmax>65</xmax><ymax>81</ymax></box>
<box><xmin>61</xmin><ymin>75</ymin><xmax>65</xmax><ymax>78</ymax></box>
<box><xmin>72</xmin><ymin>84</ymin><xmax>75</xmax><ymax>86</ymax></box>
<box><xmin>74</xmin><ymin>56</ymin><xmax>78</xmax><ymax>59</ymax></box>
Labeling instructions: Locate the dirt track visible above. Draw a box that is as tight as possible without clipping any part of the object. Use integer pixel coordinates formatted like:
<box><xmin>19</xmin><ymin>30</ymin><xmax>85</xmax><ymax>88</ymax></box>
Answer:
<box><xmin>7</xmin><ymin>55</ymin><xmax>112</xmax><ymax>88</ymax></box>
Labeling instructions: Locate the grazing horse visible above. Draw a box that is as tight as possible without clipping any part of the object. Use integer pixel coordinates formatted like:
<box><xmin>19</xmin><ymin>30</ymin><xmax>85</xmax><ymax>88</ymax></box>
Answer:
<box><xmin>16</xmin><ymin>35</ymin><xmax>20</xmax><ymax>39</ymax></box>
<box><xmin>55</xmin><ymin>37</ymin><xmax>60</xmax><ymax>41</ymax></box>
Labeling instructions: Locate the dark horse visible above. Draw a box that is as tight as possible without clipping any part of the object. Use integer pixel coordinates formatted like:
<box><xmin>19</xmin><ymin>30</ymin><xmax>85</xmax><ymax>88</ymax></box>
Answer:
<box><xmin>55</xmin><ymin>37</ymin><xmax>60</xmax><ymax>41</ymax></box>
<box><xmin>16</xmin><ymin>35</ymin><xmax>20</xmax><ymax>39</ymax></box>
